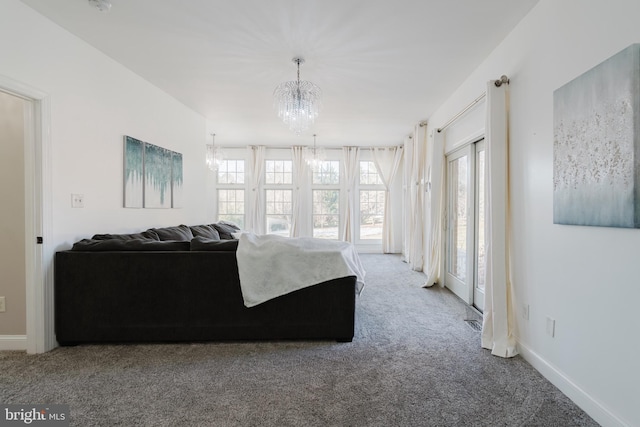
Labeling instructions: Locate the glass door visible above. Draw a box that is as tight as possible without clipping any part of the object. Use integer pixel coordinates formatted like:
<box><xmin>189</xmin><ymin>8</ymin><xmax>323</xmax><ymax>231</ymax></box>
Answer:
<box><xmin>473</xmin><ymin>141</ymin><xmax>486</xmax><ymax>311</ymax></box>
<box><xmin>445</xmin><ymin>140</ymin><xmax>485</xmax><ymax>311</ymax></box>
<box><xmin>445</xmin><ymin>145</ymin><xmax>474</xmax><ymax>304</ymax></box>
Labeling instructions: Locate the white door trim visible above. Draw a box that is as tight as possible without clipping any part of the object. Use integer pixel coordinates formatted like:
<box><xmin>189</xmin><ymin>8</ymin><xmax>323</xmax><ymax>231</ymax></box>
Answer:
<box><xmin>0</xmin><ymin>74</ymin><xmax>54</xmax><ymax>353</ymax></box>
<box><xmin>444</xmin><ymin>136</ymin><xmax>486</xmax><ymax>311</ymax></box>
<box><xmin>444</xmin><ymin>145</ymin><xmax>475</xmax><ymax>304</ymax></box>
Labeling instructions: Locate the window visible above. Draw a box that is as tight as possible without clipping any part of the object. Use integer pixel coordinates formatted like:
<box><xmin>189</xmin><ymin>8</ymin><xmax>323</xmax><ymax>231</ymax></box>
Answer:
<box><xmin>313</xmin><ymin>190</ymin><xmax>340</xmax><ymax>239</ymax></box>
<box><xmin>265</xmin><ymin>160</ymin><xmax>292</xmax><ymax>185</ymax></box>
<box><xmin>216</xmin><ymin>160</ymin><xmax>246</xmax><ymax>228</ymax></box>
<box><xmin>217</xmin><ymin>159</ymin><xmax>245</xmax><ymax>184</ymax></box>
<box><xmin>265</xmin><ymin>189</ymin><xmax>292</xmax><ymax>236</ymax></box>
<box><xmin>265</xmin><ymin>160</ymin><xmax>293</xmax><ymax>235</ymax></box>
<box><xmin>312</xmin><ymin>160</ymin><xmax>340</xmax><ymax>239</ymax></box>
<box><xmin>217</xmin><ymin>189</ymin><xmax>245</xmax><ymax>228</ymax></box>
<box><xmin>359</xmin><ymin>160</ymin><xmax>383</xmax><ymax>185</ymax></box>
<box><xmin>312</xmin><ymin>160</ymin><xmax>340</xmax><ymax>185</ymax></box>
<box><xmin>359</xmin><ymin>161</ymin><xmax>384</xmax><ymax>240</ymax></box>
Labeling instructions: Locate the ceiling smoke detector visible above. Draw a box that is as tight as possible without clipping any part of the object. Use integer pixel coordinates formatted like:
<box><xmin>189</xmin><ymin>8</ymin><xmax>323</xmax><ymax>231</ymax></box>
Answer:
<box><xmin>89</xmin><ymin>0</ymin><xmax>112</xmax><ymax>12</ymax></box>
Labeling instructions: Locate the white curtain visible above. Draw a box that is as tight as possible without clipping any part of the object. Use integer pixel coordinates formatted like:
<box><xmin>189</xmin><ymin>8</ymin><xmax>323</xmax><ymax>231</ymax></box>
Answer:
<box><xmin>424</xmin><ymin>130</ymin><xmax>445</xmax><ymax>287</ymax></box>
<box><xmin>340</xmin><ymin>147</ymin><xmax>360</xmax><ymax>242</ymax></box>
<box><xmin>372</xmin><ymin>146</ymin><xmax>403</xmax><ymax>253</ymax></box>
<box><xmin>402</xmin><ymin>135</ymin><xmax>412</xmax><ymax>260</ymax></box>
<box><xmin>290</xmin><ymin>146</ymin><xmax>310</xmax><ymax>237</ymax></box>
<box><xmin>403</xmin><ymin>125</ymin><xmax>426</xmax><ymax>271</ymax></box>
<box><xmin>247</xmin><ymin>145</ymin><xmax>266</xmax><ymax>235</ymax></box>
<box><xmin>481</xmin><ymin>80</ymin><xmax>518</xmax><ymax>358</ymax></box>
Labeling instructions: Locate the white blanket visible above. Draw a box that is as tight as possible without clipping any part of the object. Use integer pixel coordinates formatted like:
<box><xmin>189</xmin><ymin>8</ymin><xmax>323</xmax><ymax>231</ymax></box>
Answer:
<box><xmin>236</xmin><ymin>233</ymin><xmax>365</xmax><ymax>307</ymax></box>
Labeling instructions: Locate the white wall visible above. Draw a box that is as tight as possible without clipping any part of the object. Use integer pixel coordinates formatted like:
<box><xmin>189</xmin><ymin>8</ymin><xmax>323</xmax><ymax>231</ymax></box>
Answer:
<box><xmin>0</xmin><ymin>1</ymin><xmax>215</xmax><ymax>251</ymax></box>
<box><xmin>0</xmin><ymin>91</ymin><xmax>26</xmax><ymax>335</ymax></box>
<box><xmin>425</xmin><ymin>1</ymin><xmax>640</xmax><ymax>425</ymax></box>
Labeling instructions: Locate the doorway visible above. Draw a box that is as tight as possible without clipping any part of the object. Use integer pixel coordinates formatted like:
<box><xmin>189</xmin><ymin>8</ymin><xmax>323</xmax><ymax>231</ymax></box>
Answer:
<box><xmin>445</xmin><ymin>138</ymin><xmax>485</xmax><ymax>311</ymax></box>
<box><xmin>0</xmin><ymin>91</ymin><xmax>27</xmax><ymax>346</ymax></box>
<box><xmin>0</xmin><ymin>76</ymin><xmax>53</xmax><ymax>353</ymax></box>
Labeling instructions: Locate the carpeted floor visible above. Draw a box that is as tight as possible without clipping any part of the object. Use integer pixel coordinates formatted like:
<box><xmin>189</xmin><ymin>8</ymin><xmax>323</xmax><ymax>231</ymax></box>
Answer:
<box><xmin>0</xmin><ymin>254</ymin><xmax>598</xmax><ymax>426</ymax></box>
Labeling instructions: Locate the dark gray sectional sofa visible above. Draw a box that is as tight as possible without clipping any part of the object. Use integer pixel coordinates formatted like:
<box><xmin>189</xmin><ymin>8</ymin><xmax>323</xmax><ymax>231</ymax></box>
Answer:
<box><xmin>54</xmin><ymin>223</ymin><xmax>357</xmax><ymax>345</ymax></box>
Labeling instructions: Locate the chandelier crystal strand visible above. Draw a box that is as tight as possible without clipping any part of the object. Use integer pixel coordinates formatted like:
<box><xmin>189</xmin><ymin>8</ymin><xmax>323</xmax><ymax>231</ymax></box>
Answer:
<box><xmin>206</xmin><ymin>133</ymin><xmax>224</xmax><ymax>171</ymax></box>
<box><xmin>274</xmin><ymin>58</ymin><xmax>322</xmax><ymax>135</ymax></box>
<box><xmin>304</xmin><ymin>134</ymin><xmax>326</xmax><ymax>170</ymax></box>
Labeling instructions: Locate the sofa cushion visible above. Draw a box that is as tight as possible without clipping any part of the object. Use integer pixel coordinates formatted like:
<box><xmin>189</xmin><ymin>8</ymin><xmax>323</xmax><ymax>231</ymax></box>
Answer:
<box><xmin>190</xmin><ymin>236</ymin><xmax>238</xmax><ymax>251</ymax></box>
<box><xmin>211</xmin><ymin>221</ymin><xmax>241</xmax><ymax>240</ymax></box>
<box><xmin>91</xmin><ymin>230</ymin><xmax>159</xmax><ymax>241</ymax></box>
<box><xmin>189</xmin><ymin>224</ymin><xmax>220</xmax><ymax>240</ymax></box>
<box><xmin>150</xmin><ymin>224</ymin><xmax>194</xmax><ymax>241</ymax></box>
<box><xmin>71</xmin><ymin>239</ymin><xmax>190</xmax><ymax>252</ymax></box>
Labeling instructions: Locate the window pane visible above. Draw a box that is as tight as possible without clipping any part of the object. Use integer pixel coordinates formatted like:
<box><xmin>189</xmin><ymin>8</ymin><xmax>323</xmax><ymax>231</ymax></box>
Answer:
<box><xmin>312</xmin><ymin>161</ymin><xmax>340</xmax><ymax>185</ymax></box>
<box><xmin>359</xmin><ymin>161</ymin><xmax>383</xmax><ymax>185</ymax></box>
<box><xmin>265</xmin><ymin>189</ymin><xmax>292</xmax><ymax>236</ymax></box>
<box><xmin>476</xmin><ymin>150</ymin><xmax>485</xmax><ymax>291</ymax></box>
<box><xmin>217</xmin><ymin>189</ymin><xmax>244</xmax><ymax>229</ymax></box>
<box><xmin>217</xmin><ymin>160</ymin><xmax>245</xmax><ymax>184</ymax></box>
<box><xmin>265</xmin><ymin>160</ymin><xmax>292</xmax><ymax>184</ymax></box>
<box><xmin>359</xmin><ymin>190</ymin><xmax>385</xmax><ymax>240</ymax></box>
<box><xmin>312</xmin><ymin>190</ymin><xmax>339</xmax><ymax>239</ymax></box>
<box><xmin>449</xmin><ymin>156</ymin><xmax>467</xmax><ymax>281</ymax></box>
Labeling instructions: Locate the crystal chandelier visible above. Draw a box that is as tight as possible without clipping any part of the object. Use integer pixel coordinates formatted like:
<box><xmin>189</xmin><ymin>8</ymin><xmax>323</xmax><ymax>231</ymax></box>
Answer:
<box><xmin>304</xmin><ymin>134</ymin><xmax>326</xmax><ymax>169</ymax></box>
<box><xmin>273</xmin><ymin>57</ymin><xmax>322</xmax><ymax>135</ymax></box>
<box><xmin>206</xmin><ymin>133</ymin><xmax>224</xmax><ymax>171</ymax></box>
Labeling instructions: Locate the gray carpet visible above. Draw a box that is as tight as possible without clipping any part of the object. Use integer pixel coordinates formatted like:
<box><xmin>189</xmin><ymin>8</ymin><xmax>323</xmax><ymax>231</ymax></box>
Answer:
<box><xmin>0</xmin><ymin>254</ymin><xmax>598</xmax><ymax>426</ymax></box>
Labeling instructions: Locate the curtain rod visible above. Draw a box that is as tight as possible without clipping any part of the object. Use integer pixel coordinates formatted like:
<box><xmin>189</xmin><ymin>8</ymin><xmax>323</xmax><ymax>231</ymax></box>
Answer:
<box><xmin>436</xmin><ymin>92</ymin><xmax>486</xmax><ymax>133</ymax></box>
<box><xmin>436</xmin><ymin>75</ymin><xmax>509</xmax><ymax>133</ymax></box>
<box><xmin>218</xmin><ymin>145</ymin><xmax>403</xmax><ymax>150</ymax></box>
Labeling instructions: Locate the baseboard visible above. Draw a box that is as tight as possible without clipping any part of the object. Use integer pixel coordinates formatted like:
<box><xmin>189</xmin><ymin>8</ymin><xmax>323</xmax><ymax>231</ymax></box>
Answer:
<box><xmin>0</xmin><ymin>335</ymin><xmax>27</xmax><ymax>351</ymax></box>
<box><xmin>517</xmin><ymin>341</ymin><xmax>630</xmax><ymax>427</ymax></box>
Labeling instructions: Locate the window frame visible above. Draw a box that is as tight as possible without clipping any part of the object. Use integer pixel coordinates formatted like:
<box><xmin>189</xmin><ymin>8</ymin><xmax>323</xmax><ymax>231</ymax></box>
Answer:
<box><xmin>215</xmin><ymin>155</ymin><xmax>247</xmax><ymax>229</ymax></box>
<box><xmin>311</xmin><ymin>159</ymin><xmax>341</xmax><ymax>239</ymax></box>
<box><xmin>264</xmin><ymin>157</ymin><xmax>294</xmax><ymax>235</ymax></box>
<box><xmin>357</xmin><ymin>156</ymin><xmax>385</xmax><ymax>244</ymax></box>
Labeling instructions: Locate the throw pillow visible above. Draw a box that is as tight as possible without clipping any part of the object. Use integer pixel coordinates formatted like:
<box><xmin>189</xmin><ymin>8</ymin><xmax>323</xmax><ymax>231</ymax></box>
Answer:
<box><xmin>189</xmin><ymin>224</ymin><xmax>220</xmax><ymax>240</ymax></box>
<box><xmin>91</xmin><ymin>230</ymin><xmax>160</xmax><ymax>241</ymax></box>
<box><xmin>149</xmin><ymin>224</ymin><xmax>194</xmax><ymax>241</ymax></box>
<box><xmin>211</xmin><ymin>221</ymin><xmax>241</xmax><ymax>240</ymax></box>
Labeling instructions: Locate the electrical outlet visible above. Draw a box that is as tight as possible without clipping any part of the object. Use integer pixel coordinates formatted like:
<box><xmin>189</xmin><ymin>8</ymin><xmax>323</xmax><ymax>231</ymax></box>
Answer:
<box><xmin>0</xmin><ymin>296</ymin><xmax>5</xmax><ymax>312</ymax></box>
<box><xmin>522</xmin><ymin>304</ymin><xmax>529</xmax><ymax>321</ymax></box>
<box><xmin>546</xmin><ymin>316</ymin><xmax>555</xmax><ymax>337</ymax></box>
<box><xmin>71</xmin><ymin>194</ymin><xmax>84</xmax><ymax>208</ymax></box>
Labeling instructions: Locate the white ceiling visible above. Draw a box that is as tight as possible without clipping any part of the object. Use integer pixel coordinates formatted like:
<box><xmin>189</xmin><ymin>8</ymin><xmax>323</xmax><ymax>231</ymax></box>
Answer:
<box><xmin>20</xmin><ymin>0</ymin><xmax>538</xmax><ymax>147</ymax></box>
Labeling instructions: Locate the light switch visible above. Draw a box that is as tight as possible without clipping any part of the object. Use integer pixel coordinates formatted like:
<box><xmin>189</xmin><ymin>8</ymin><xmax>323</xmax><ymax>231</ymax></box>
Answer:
<box><xmin>71</xmin><ymin>194</ymin><xmax>84</xmax><ymax>208</ymax></box>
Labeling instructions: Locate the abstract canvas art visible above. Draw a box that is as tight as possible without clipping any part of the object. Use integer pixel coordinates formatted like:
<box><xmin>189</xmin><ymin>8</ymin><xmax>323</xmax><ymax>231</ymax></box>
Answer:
<box><xmin>123</xmin><ymin>136</ymin><xmax>182</xmax><ymax>209</ymax></box>
<box><xmin>123</xmin><ymin>136</ymin><xmax>144</xmax><ymax>208</ymax></box>
<box><xmin>144</xmin><ymin>143</ymin><xmax>173</xmax><ymax>209</ymax></box>
<box><xmin>553</xmin><ymin>44</ymin><xmax>640</xmax><ymax>228</ymax></box>
<box><xmin>171</xmin><ymin>151</ymin><xmax>183</xmax><ymax>208</ymax></box>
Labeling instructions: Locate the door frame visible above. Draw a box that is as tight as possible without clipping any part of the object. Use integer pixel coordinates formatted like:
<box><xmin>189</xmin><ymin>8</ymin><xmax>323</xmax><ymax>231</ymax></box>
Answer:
<box><xmin>0</xmin><ymin>75</ymin><xmax>54</xmax><ymax>353</ymax></box>
<box><xmin>444</xmin><ymin>144</ymin><xmax>475</xmax><ymax>304</ymax></box>
<box><xmin>472</xmin><ymin>140</ymin><xmax>486</xmax><ymax>312</ymax></box>
<box><xmin>444</xmin><ymin>134</ymin><xmax>485</xmax><ymax>309</ymax></box>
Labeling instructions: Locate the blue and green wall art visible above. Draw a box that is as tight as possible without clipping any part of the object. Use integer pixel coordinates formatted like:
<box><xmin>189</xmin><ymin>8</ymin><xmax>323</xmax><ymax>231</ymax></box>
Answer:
<box><xmin>123</xmin><ymin>136</ymin><xmax>183</xmax><ymax>209</ymax></box>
